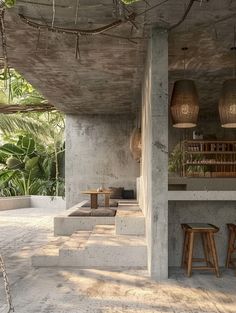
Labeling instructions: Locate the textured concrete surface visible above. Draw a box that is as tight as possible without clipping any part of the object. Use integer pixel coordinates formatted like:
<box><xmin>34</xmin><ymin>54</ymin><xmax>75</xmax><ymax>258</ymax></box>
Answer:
<box><xmin>0</xmin><ymin>196</ymin><xmax>30</xmax><ymax>211</ymax></box>
<box><xmin>168</xmin><ymin>191</ymin><xmax>236</xmax><ymax>201</ymax></box>
<box><xmin>65</xmin><ymin>114</ymin><xmax>139</xmax><ymax>208</ymax></box>
<box><xmin>115</xmin><ymin>209</ymin><xmax>145</xmax><ymax>236</ymax></box>
<box><xmin>168</xmin><ymin>178</ymin><xmax>236</xmax><ymax>191</ymax></box>
<box><xmin>0</xmin><ymin>196</ymin><xmax>66</xmax><ymax>211</ymax></box>
<box><xmin>140</xmin><ymin>27</ymin><xmax>168</xmax><ymax>280</ymax></box>
<box><xmin>58</xmin><ymin>225</ymin><xmax>147</xmax><ymax>268</ymax></box>
<box><xmin>54</xmin><ymin>215</ymin><xmax>115</xmax><ymax>236</ymax></box>
<box><xmin>1</xmin><ymin>207</ymin><xmax>236</xmax><ymax>313</ymax></box>
<box><xmin>3</xmin><ymin>1</ymin><xmax>235</xmax><ymax>115</ymax></box>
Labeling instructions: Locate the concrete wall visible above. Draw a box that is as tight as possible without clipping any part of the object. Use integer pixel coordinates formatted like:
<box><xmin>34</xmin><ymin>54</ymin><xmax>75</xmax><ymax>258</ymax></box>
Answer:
<box><xmin>0</xmin><ymin>196</ymin><xmax>30</xmax><ymax>211</ymax></box>
<box><xmin>169</xmin><ymin>200</ymin><xmax>236</xmax><ymax>266</ymax></box>
<box><xmin>0</xmin><ymin>196</ymin><xmax>66</xmax><ymax>211</ymax></box>
<box><xmin>65</xmin><ymin>114</ymin><xmax>140</xmax><ymax>208</ymax></box>
<box><xmin>140</xmin><ymin>27</ymin><xmax>168</xmax><ymax>280</ymax></box>
<box><xmin>30</xmin><ymin>196</ymin><xmax>66</xmax><ymax>210</ymax></box>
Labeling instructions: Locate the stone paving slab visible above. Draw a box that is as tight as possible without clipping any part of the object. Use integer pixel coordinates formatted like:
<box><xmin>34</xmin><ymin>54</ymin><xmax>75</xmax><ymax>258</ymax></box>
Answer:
<box><xmin>0</xmin><ymin>207</ymin><xmax>236</xmax><ymax>313</ymax></box>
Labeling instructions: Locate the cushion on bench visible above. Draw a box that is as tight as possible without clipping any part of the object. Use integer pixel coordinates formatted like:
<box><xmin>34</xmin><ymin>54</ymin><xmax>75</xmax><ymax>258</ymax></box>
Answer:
<box><xmin>69</xmin><ymin>208</ymin><xmax>91</xmax><ymax>217</ymax></box>
<box><xmin>91</xmin><ymin>208</ymin><xmax>116</xmax><ymax>217</ymax></box>
<box><xmin>69</xmin><ymin>208</ymin><xmax>116</xmax><ymax>217</ymax></box>
<box><xmin>109</xmin><ymin>187</ymin><xmax>124</xmax><ymax>199</ymax></box>
<box><xmin>82</xmin><ymin>200</ymin><xmax>118</xmax><ymax>207</ymax></box>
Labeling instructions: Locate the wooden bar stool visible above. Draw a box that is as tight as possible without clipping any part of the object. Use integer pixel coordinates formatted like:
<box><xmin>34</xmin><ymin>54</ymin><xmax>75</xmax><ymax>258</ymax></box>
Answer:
<box><xmin>181</xmin><ymin>223</ymin><xmax>220</xmax><ymax>277</ymax></box>
<box><xmin>226</xmin><ymin>223</ymin><xmax>236</xmax><ymax>270</ymax></box>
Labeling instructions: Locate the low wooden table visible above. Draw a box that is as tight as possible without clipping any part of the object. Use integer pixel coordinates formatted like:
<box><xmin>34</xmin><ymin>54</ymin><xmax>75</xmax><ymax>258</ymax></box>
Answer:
<box><xmin>81</xmin><ymin>190</ymin><xmax>112</xmax><ymax>209</ymax></box>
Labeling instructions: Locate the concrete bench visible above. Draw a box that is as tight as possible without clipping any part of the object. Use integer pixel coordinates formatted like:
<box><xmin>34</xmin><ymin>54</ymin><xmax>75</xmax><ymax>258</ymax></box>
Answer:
<box><xmin>54</xmin><ymin>201</ymin><xmax>116</xmax><ymax>236</ymax></box>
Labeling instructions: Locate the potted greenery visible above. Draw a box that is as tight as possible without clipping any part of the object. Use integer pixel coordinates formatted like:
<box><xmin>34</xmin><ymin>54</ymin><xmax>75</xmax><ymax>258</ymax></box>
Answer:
<box><xmin>168</xmin><ymin>142</ymin><xmax>183</xmax><ymax>176</ymax></box>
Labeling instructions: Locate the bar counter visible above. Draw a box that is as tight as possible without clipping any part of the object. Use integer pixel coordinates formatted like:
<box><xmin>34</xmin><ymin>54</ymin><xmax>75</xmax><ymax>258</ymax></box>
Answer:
<box><xmin>168</xmin><ymin>190</ymin><xmax>236</xmax><ymax>201</ymax></box>
<box><xmin>168</xmin><ymin>189</ymin><xmax>236</xmax><ymax>268</ymax></box>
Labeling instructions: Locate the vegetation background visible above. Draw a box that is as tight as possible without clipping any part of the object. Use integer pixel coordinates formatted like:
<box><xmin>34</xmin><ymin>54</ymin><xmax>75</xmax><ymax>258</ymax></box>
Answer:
<box><xmin>0</xmin><ymin>69</ymin><xmax>65</xmax><ymax>197</ymax></box>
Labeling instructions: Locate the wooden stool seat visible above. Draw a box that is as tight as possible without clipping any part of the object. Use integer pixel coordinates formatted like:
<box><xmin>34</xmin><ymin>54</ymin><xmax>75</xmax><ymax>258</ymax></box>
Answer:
<box><xmin>226</xmin><ymin>223</ymin><xmax>236</xmax><ymax>271</ymax></box>
<box><xmin>181</xmin><ymin>223</ymin><xmax>220</xmax><ymax>277</ymax></box>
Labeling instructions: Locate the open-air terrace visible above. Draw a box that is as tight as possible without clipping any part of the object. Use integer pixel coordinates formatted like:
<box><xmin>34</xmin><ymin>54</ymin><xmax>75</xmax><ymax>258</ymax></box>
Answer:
<box><xmin>0</xmin><ymin>0</ymin><xmax>236</xmax><ymax>312</ymax></box>
<box><xmin>1</xmin><ymin>206</ymin><xmax>236</xmax><ymax>313</ymax></box>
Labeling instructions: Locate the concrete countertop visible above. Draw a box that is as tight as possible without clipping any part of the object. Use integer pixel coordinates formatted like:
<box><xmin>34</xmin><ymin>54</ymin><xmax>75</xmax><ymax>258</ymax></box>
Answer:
<box><xmin>168</xmin><ymin>177</ymin><xmax>236</xmax><ymax>191</ymax></box>
<box><xmin>168</xmin><ymin>191</ymin><xmax>236</xmax><ymax>201</ymax></box>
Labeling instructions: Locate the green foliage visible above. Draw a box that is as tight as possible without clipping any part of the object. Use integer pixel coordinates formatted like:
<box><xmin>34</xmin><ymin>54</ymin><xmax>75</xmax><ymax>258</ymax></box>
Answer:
<box><xmin>0</xmin><ymin>112</ymin><xmax>65</xmax><ymax>197</ymax></box>
<box><xmin>1</xmin><ymin>0</ymin><xmax>16</xmax><ymax>8</ymax></box>
<box><xmin>0</xmin><ymin>143</ymin><xmax>25</xmax><ymax>155</ymax></box>
<box><xmin>169</xmin><ymin>143</ymin><xmax>183</xmax><ymax>173</ymax></box>
<box><xmin>0</xmin><ymin>68</ymin><xmax>45</xmax><ymax>106</ymax></box>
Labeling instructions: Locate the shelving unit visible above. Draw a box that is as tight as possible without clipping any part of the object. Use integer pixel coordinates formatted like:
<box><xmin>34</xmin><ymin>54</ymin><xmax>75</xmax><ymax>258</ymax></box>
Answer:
<box><xmin>182</xmin><ymin>140</ymin><xmax>236</xmax><ymax>177</ymax></box>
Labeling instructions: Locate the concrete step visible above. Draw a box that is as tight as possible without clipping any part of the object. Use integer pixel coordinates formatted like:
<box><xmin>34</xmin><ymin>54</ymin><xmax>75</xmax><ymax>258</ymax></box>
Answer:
<box><xmin>117</xmin><ymin>200</ymin><xmax>140</xmax><ymax>211</ymax></box>
<box><xmin>61</xmin><ymin>230</ymin><xmax>92</xmax><ymax>250</ymax></box>
<box><xmin>31</xmin><ymin>237</ymin><xmax>66</xmax><ymax>267</ymax></box>
<box><xmin>60</xmin><ymin>225</ymin><xmax>147</xmax><ymax>269</ymax></box>
<box><xmin>33</xmin><ymin>225</ymin><xmax>147</xmax><ymax>269</ymax></box>
<box><xmin>118</xmin><ymin>200</ymin><xmax>138</xmax><ymax>205</ymax></box>
<box><xmin>115</xmin><ymin>209</ymin><xmax>145</xmax><ymax>236</ymax></box>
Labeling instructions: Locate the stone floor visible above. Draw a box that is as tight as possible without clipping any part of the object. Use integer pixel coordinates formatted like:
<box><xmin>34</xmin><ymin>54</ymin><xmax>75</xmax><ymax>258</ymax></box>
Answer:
<box><xmin>0</xmin><ymin>207</ymin><xmax>236</xmax><ymax>313</ymax></box>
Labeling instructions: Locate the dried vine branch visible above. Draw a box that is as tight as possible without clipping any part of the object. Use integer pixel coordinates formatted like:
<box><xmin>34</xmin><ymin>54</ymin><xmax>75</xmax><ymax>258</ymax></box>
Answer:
<box><xmin>0</xmin><ymin>254</ymin><xmax>14</xmax><ymax>313</ymax></box>
<box><xmin>19</xmin><ymin>12</ymin><xmax>136</xmax><ymax>36</ymax></box>
<box><xmin>0</xmin><ymin>103</ymin><xmax>55</xmax><ymax>114</ymax></box>
<box><xmin>0</xmin><ymin>9</ymin><xmax>8</xmax><ymax>73</ymax></box>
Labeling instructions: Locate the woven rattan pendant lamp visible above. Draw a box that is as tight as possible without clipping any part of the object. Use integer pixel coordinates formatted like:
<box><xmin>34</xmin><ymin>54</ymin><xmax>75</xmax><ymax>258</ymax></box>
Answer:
<box><xmin>170</xmin><ymin>47</ymin><xmax>199</xmax><ymax>128</ymax></box>
<box><xmin>219</xmin><ymin>27</ymin><xmax>236</xmax><ymax>128</ymax></box>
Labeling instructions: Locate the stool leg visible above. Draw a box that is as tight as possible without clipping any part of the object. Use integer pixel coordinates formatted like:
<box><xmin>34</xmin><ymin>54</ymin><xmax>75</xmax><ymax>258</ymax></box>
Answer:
<box><xmin>230</xmin><ymin>230</ymin><xmax>235</xmax><ymax>268</ymax></box>
<box><xmin>206</xmin><ymin>233</ymin><xmax>214</xmax><ymax>266</ymax></box>
<box><xmin>209</xmin><ymin>233</ymin><xmax>220</xmax><ymax>278</ymax></box>
<box><xmin>187</xmin><ymin>232</ymin><xmax>194</xmax><ymax>277</ymax></box>
<box><xmin>202</xmin><ymin>233</ymin><xmax>210</xmax><ymax>266</ymax></box>
<box><xmin>226</xmin><ymin>229</ymin><xmax>233</xmax><ymax>268</ymax></box>
<box><xmin>181</xmin><ymin>230</ymin><xmax>188</xmax><ymax>268</ymax></box>
<box><xmin>231</xmin><ymin>231</ymin><xmax>236</xmax><ymax>268</ymax></box>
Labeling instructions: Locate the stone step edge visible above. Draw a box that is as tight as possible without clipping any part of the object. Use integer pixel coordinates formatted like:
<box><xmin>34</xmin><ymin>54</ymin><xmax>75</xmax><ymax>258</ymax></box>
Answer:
<box><xmin>60</xmin><ymin>230</ymin><xmax>92</xmax><ymax>251</ymax></box>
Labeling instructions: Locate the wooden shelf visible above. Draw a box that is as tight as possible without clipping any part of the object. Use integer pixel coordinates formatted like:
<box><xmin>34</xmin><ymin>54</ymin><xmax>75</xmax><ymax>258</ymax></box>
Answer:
<box><xmin>182</xmin><ymin>140</ymin><xmax>236</xmax><ymax>178</ymax></box>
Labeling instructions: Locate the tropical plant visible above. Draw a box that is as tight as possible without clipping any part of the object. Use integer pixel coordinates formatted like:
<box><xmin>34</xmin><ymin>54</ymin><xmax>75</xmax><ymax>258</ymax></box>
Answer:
<box><xmin>169</xmin><ymin>142</ymin><xmax>183</xmax><ymax>174</ymax></box>
<box><xmin>0</xmin><ymin>133</ymin><xmax>65</xmax><ymax>196</ymax></box>
<box><xmin>0</xmin><ymin>68</ymin><xmax>45</xmax><ymax>105</ymax></box>
<box><xmin>0</xmin><ymin>112</ymin><xmax>65</xmax><ymax>197</ymax></box>
<box><xmin>0</xmin><ymin>0</ymin><xmax>15</xmax><ymax>8</ymax></box>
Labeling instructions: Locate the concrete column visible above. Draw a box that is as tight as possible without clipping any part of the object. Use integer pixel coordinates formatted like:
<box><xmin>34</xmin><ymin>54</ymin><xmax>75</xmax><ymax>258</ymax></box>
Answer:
<box><xmin>141</xmin><ymin>27</ymin><xmax>168</xmax><ymax>281</ymax></box>
<box><xmin>150</xmin><ymin>27</ymin><xmax>168</xmax><ymax>280</ymax></box>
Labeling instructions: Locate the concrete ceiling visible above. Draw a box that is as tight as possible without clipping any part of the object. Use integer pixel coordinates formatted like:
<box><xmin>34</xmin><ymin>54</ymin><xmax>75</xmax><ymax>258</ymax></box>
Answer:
<box><xmin>4</xmin><ymin>0</ymin><xmax>236</xmax><ymax>114</ymax></box>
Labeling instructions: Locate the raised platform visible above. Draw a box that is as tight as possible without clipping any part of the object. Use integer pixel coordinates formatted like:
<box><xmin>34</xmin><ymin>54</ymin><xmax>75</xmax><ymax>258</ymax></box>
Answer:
<box><xmin>33</xmin><ymin>200</ymin><xmax>146</xmax><ymax>269</ymax></box>
<box><xmin>54</xmin><ymin>201</ymin><xmax>115</xmax><ymax>236</ymax></box>
<box><xmin>115</xmin><ymin>209</ymin><xmax>145</xmax><ymax>235</ymax></box>
<box><xmin>32</xmin><ymin>225</ymin><xmax>147</xmax><ymax>269</ymax></box>
<box><xmin>54</xmin><ymin>199</ymin><xmax>142</xmax><ymax>236</ymax></box>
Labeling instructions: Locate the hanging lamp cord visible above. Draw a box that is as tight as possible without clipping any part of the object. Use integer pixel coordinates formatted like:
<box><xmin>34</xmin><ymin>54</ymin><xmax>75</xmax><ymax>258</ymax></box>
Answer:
<box><xmin>233</xmin><ymin>24</ymin><xmax>236</xmax><ymax>78</ymax></box>
<box><xmin>182</xmin><ymin>47</ymin><xmax>188</xmax><ymax>79</ymax></box>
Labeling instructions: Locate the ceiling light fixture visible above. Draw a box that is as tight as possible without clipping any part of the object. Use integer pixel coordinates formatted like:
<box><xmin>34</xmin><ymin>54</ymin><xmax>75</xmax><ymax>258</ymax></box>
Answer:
<box><xmin>170</xmin><ymin>47</ymin><xmax>199</xmax><ymax>128</ymax></box>
<box><xmin>219</xmin><ymin>25</ymin><xmax>236</xmax><ymax>128</ymax></box>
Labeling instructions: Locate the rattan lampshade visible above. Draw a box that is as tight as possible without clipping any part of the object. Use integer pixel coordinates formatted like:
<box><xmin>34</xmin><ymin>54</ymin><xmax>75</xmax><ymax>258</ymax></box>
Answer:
<box><xmin>130</xmin><ymin>127</ymin><xmax>141</xmax><ymax>162</ymax></box>
<box><xmin>219</xmin><ymin>79</ymin><xmax>236</xmax><ymax>128</ymax></box>
<box><xmin>170</xmin><ymin>79</ymin><xmax>199</xmax><ymax>128</ymax></box>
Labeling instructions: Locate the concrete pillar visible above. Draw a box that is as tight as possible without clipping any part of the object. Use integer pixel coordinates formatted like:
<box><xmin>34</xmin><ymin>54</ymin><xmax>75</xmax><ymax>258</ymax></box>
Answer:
<box><xmin>141</xmin><ymin>27</ymin><xmax>168</xmax><ymax>281</ymax></box>
<box><xmin>150</xmin><ymin>27</ymin><xmax>168</xmax><ymax>280</ymax></box>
